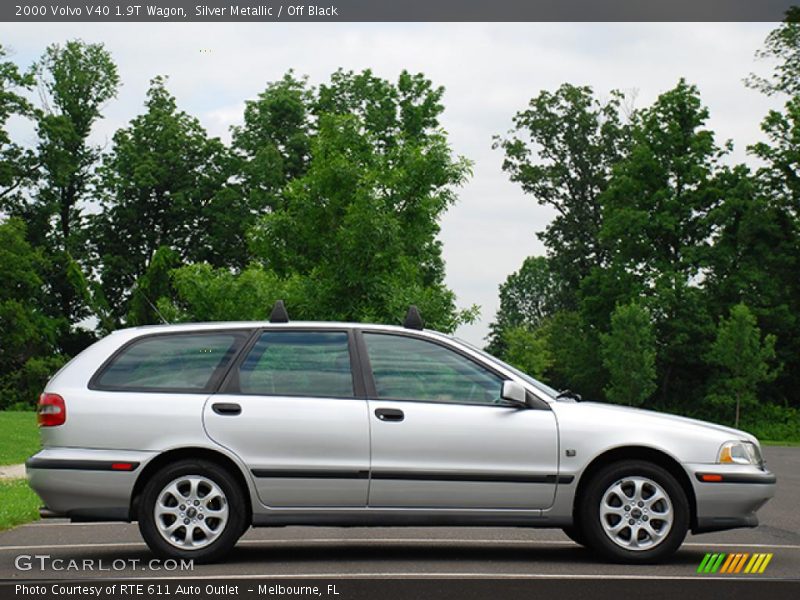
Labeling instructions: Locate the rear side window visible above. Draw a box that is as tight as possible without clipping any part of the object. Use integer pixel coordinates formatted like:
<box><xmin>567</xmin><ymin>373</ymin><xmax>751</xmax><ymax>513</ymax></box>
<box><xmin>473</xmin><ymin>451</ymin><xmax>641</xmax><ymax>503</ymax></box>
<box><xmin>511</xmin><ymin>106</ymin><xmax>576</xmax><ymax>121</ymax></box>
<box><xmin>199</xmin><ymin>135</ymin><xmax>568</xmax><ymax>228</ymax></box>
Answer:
<box><xmin>237</xmin><ymin>331</ymin><xmax>354</xmax><ymax>398</ymax></box>
<box><xmin>93</xmin><ymin>333</ymin><xmax>245</xmax><ymax>392</ymax></box>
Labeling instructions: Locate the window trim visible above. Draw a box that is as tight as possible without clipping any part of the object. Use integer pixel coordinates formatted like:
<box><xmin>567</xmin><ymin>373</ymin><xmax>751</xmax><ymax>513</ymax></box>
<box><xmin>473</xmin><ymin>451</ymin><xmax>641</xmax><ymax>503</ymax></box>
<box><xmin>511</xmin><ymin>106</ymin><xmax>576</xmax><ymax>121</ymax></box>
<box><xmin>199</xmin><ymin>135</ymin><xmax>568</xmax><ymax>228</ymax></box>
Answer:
<box><xmin>219</xmin><ymin>327</ymin><xmax>365</xmax><ymax>400</ymax></box>
<box><xmin>88</xmin><ymin>329</ymin><xmax>255</xmax><ymax>394</ymax></box>
<box><xmin>356</xmin><ymin>329</ymin><xmax>533</xmax><ymax>409</ymax></box>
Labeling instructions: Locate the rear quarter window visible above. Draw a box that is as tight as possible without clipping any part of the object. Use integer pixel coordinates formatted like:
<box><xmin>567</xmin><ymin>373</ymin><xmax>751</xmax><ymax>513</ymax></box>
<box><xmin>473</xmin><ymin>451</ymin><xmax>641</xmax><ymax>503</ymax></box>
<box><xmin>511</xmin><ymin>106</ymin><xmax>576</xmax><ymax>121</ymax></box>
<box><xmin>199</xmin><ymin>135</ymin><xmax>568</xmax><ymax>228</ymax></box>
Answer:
<box><xmin>91</xmin><ymin>332</ymin><xmax>247</xmax><ymax>392</ymax></box>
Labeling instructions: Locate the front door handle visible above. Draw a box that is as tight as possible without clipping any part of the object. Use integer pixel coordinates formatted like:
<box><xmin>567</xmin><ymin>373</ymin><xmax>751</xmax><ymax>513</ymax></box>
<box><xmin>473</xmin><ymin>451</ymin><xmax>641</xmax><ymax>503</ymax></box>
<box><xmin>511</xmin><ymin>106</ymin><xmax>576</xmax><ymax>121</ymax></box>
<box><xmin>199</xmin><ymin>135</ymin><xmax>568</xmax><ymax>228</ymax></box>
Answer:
<box><xmin>375</xmin><ymin>408</ymin><xmax>404</xmax><ymax>422</ymax></box>
<box><xmin>212</xmin><ymin>402</ymin><xmax>241</xmax><ymax>416</ymax></box>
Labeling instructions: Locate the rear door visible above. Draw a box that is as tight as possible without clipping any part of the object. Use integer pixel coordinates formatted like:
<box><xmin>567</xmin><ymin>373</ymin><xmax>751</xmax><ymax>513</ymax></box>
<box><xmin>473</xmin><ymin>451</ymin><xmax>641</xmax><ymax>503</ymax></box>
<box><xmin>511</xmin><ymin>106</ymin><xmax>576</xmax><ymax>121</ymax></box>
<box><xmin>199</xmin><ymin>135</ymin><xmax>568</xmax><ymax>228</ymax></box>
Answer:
<box><xmin>361</xmin><ymin>331</ymin><xmax>559</xmax><ymax>510</ymax></box>
<box><xmin>79</xmin><ymin>330</ymin><xmax>249</xmax><ymax>451</ymax></box>
<box><xmin>204</xmin><ymin>329</ymin><xmax>370</xmax><ymax>507</ymax></box>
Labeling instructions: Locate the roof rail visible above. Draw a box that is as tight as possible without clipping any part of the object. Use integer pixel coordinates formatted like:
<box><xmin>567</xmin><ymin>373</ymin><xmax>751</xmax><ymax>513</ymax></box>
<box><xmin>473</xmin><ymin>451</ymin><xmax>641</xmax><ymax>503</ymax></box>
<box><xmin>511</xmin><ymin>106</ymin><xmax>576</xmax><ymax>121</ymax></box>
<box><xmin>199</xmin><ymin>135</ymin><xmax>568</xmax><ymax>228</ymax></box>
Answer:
<box><xmin>403</xmin><ymin>305</ymin><xmax>424</xmax><ymax>330</ymax></box>
<box><xmin>269</xmin><ymin>300</ymin><xmax>290</xmax><ymax>323</ymax></box>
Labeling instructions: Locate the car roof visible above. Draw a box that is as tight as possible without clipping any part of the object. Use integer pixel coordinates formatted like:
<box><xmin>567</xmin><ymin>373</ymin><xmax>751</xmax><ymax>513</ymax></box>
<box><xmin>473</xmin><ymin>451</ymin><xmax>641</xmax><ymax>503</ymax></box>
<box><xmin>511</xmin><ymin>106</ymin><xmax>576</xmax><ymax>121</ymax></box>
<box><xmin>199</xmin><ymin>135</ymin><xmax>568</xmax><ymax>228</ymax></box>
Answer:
<box><xmin>115</xmin><ymin>321</ymin><xmax>444</xmax><ymax>336</ymax></box>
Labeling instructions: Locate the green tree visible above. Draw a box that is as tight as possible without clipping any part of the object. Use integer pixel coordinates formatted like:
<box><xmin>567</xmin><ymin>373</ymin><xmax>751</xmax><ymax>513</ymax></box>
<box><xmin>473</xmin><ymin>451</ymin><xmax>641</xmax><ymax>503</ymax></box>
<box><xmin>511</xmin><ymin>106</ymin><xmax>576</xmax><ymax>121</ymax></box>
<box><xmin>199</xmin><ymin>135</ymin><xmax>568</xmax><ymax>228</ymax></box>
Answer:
<box><xmin>543</xmin><ymin>310</ymin><xmax>606</xmax><ymax>399</ymax></box>
<box><xmin>0</xmin><ymin>45</ymin><xmax>38</xmax><ymax>207</ymax></box>
<box><xmin>503</xmin><ymin>325</ymin><xmax>552</xmax><ymax>379</ymax></box>
<box><xmin>600</xmin><ymin>302</ymin><xmax>657</xmax><ymax>407</ymax></box>
<box><xmin>750</xmin><ymin>96</ymin><xmax>800</xmax><ymax>216</ymax></box>
<box><xmin>93</xmin><ymin>77</ymin><xmax>231</xmax><ymax>324</ymax></box>
<box><xmin>707</xmin><ymin>304</ymin><xmax>780</xmax><ymax>428</ymax></box>
<box><xmin>0</xmin><ymin>219</ymin><xmax>65</xmax><ymax>409</ymax></box>
<box><xmin>704</xmin><ymin>163</ymin><xmax>800</xmax><ymax>409</ymax></box>
<box><xmin>745</xmin><ymin>7</ymin><xmax>800</xmax><ymax>97</ymax></box>
<box><xmin>722</xmin><ymin>16</ymin><xmax>800</xmax><ymax>411</ymax></box>
<box><xmin>7</xmin><ymin>41</ymin><xmax>120</xmax><ymax>355</ymax></box>
<box><xmin>494</xmin><ymin>84</ymin><xmax>630</xmax><ymax>305</ymax></box>
<box><xmin>244</xmin><ymin>69</ymin><xmax>475</xmax><ymax>331</ymax></box>
<box><xmin>599</xmin><ymin>80</ymin><xmax>722</xmax><ymax>408</ymax></box>
<box><xmin>486</xmin><ymin>256</ymin><xmax>561</xmax><ymax>356</ymax></box>
<box><xmin>231</xmin><ymin>72</ymin><xmax>312</xmax><ymax>216</ymax></box>
<box><xmin>126</xmin><ymin>246</ymin><xmax>181</xmax><ymax>326</ymax></box>
<box><xmin>158</xmin><ymin>263</ymin><xmax>302</xmax><ymax>323</ymax></box>
<box><xmin>33</xmin><ymin>40</ymin><xmax>119</xmax><ymax>248</ymax></box>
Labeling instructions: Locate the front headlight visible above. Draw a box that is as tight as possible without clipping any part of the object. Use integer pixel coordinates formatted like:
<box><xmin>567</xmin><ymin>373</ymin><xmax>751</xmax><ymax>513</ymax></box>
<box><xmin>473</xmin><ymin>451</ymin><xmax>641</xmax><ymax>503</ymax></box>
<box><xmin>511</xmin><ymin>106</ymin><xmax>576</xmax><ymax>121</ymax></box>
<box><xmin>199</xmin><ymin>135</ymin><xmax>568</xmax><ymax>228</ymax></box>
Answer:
<box><xmin>717</xmin><ymin>440</ymin><xmax>762</xmax><ymax>466</ymax></box>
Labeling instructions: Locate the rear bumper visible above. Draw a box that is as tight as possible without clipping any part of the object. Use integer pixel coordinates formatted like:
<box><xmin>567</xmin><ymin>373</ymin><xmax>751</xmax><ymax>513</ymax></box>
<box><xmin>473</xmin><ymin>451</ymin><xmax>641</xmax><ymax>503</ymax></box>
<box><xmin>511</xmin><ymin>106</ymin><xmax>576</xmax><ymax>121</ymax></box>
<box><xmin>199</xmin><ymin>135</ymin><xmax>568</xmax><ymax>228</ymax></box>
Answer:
<box><xmin>26</xmin><ymin>448</ymin><xmax>156</xmax><ymax>522</ymax></box>
<box><xmin>687</xmin><ymin>464</ymin><xmax>776</xmax><ymax>534</ymax></box>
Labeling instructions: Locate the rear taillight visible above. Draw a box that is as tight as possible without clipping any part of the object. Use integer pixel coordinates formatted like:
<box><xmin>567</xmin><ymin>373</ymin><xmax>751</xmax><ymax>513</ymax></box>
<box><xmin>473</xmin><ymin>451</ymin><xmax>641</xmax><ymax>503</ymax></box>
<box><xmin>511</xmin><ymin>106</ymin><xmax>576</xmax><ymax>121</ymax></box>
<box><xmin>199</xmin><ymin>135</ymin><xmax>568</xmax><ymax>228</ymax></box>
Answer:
<box><xmin>37</xmin><ymin>393</ymin><xmax>66</xmax><ymax>427</ymax></box>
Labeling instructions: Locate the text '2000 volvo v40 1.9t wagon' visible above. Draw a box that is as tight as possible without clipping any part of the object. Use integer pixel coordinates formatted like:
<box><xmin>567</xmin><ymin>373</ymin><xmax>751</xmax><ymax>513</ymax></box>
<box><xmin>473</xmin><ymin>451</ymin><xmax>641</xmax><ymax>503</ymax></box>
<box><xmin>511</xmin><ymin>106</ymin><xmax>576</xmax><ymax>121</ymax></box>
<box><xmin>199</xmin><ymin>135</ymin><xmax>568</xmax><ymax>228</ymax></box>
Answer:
<box><xmin>27</xmin><ymin>303</ymin><xmax>776</xmax><ymax>563</ymax></box>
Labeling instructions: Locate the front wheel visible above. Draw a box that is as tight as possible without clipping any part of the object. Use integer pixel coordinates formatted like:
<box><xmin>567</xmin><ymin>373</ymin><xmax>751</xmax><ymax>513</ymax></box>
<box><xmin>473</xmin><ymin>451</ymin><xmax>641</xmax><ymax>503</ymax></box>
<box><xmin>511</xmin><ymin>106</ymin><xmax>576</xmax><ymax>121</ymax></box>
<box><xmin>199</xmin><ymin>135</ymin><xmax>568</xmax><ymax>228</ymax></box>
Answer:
<box><xmin>138</xmin><ymin>460</ymin><xmax>247</xmax><ymax>563</ymax></box>
<box><xmin>579</xmin><ymin>460</ymin><xmax>689</xmax><ymax>563</ymax></box>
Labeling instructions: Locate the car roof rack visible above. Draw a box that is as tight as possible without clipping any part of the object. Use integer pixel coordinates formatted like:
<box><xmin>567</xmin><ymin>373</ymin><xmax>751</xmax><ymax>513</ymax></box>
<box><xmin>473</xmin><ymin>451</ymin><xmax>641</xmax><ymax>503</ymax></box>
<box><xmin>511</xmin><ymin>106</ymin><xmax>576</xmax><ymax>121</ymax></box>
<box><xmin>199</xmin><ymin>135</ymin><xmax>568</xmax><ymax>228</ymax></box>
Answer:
<box><xmin>403</xmin><ymin>305</ymin><xmax>424</xmax><ymax>330</ymax></box>
<box><xmin>269</xmin><ymin>300</ymin><xmax>290</xmax><ymax>323</ymax></box>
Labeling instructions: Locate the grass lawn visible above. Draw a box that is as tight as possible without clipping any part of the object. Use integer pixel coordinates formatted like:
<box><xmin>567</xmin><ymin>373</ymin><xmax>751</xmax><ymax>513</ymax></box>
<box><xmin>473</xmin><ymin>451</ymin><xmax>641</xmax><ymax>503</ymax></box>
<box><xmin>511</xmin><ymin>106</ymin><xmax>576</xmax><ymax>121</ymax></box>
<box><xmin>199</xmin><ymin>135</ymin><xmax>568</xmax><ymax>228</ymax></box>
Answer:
<box><xmin>0</xmin><ymin>480</ymin><xmax>40</xmax><ymax>531</ymax></box>
<box><xmin>0</xmin><ymin>411</ymin><xmax>39</xmax><ymax>466</ymax></box>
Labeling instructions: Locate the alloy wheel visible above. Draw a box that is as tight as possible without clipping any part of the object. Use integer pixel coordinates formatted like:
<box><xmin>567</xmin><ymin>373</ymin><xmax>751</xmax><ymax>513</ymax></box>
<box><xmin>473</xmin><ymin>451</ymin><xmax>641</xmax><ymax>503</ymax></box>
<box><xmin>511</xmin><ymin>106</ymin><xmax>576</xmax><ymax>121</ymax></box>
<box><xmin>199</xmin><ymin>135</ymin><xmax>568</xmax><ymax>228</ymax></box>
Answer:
<box><xmin>599</xmin><ymin>476</ymin><xmax>673</xmax><ymax>551</ymax></box>
<box><xmin>154</xmin><ymin>475</ymin><xmax>229</xmax><ymax>550</ymax></box>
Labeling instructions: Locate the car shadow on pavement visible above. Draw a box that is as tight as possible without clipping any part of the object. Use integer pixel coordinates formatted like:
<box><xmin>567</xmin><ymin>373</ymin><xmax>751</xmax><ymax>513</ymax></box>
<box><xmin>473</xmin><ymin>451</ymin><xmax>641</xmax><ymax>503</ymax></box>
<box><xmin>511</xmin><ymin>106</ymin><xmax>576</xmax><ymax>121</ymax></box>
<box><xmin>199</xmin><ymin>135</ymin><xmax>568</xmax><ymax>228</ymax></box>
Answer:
<box><xmin>227</xmin><ymin>542</ymin><xmax>709</xmax><ymax>567</ymax></box>
<box><xmin>1</xmin><ymin>543</ymin><xmax>711</xmax><ymax>579</ymax></box>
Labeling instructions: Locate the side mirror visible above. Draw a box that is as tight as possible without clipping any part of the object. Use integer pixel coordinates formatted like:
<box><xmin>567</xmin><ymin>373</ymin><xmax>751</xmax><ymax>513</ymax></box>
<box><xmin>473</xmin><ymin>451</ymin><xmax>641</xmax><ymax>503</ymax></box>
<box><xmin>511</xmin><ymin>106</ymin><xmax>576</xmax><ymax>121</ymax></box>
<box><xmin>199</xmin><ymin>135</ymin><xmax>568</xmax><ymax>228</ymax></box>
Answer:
<box><xmin>501</xmin><ymin>380</ymin><xmax>528</xmax><ymax>407</ymax></box>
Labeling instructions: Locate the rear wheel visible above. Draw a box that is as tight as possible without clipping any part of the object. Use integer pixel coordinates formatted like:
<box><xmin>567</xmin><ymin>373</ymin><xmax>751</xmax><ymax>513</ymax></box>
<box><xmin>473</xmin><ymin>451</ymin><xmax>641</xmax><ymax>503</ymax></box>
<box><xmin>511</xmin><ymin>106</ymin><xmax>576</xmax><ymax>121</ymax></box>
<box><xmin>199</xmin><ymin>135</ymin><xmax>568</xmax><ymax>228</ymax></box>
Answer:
<box><xmin>579</xmin><ymin>460</ymin><xmax>689</xmax><ymax>563</ymax></box>
<box><xmin>138</xmin><ymin>460</ymin><xmax>247</xmax><ymax>563</ymax></box>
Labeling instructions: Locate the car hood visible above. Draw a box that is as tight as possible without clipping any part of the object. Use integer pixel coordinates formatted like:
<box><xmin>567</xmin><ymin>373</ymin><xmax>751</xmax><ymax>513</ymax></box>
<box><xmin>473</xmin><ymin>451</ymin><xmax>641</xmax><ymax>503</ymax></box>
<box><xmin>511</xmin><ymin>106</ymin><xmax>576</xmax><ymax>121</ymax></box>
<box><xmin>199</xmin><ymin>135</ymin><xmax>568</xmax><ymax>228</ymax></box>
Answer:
<box><xmin>563</xmin><ymin>401</ymin><xmax>758</xmax><ymax>444</ymax></box>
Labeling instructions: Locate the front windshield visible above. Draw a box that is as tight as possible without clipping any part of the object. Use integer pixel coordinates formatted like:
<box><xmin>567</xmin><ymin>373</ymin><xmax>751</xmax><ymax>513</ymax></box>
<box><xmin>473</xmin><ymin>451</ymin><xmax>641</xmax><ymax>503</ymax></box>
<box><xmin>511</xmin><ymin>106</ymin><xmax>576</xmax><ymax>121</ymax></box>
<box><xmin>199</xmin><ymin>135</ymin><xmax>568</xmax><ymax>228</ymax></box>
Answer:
<box><xmin>452</xmin><ymin>337</ymin><xmax>560</xmax><ymax>399</ymax></box>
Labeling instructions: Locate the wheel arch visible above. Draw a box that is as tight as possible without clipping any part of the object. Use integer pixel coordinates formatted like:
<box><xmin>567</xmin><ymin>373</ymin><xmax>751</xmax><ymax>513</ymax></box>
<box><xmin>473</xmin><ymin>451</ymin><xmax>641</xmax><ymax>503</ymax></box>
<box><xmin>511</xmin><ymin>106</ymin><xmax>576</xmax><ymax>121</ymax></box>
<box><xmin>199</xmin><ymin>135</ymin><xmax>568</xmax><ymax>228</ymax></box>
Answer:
<box><xmin>130</xmin><ymin>446</ymin><xmax>253</xmax><ymax>525</ymax></box>
<box><xmin>572</xmin><ymin>445</ymin><xmax>697</xmax><ymax>530</ymax></box>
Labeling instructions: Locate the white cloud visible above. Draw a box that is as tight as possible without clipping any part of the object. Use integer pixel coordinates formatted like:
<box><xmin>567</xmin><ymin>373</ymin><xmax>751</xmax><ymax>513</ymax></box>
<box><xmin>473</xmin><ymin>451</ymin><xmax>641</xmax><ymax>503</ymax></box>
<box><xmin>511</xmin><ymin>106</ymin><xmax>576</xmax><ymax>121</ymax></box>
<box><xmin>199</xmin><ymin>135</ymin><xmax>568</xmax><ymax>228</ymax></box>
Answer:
<box><xmin>0</xmin><ymin>22</ymin><xmax>784</xmax><ymax>345</ymax></box>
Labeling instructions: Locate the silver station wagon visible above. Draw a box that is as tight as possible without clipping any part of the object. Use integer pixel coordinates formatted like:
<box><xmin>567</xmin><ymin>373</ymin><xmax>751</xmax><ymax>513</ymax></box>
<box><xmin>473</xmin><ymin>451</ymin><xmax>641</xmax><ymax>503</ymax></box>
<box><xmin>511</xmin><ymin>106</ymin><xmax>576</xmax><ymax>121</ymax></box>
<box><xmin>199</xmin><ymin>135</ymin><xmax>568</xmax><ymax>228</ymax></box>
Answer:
<box><xmin>27</xmin><ymin>303</ymin><xmax>776</xmax><ymax>563</ymax></box>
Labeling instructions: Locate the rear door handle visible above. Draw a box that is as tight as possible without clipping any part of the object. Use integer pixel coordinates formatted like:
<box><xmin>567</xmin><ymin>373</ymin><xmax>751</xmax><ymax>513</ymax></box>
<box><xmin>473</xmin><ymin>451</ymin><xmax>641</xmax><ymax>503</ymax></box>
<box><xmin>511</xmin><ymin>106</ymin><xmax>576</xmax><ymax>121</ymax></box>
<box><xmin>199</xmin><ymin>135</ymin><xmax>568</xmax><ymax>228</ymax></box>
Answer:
<box><xmin>375</xmin><ymin>408</ymin><xmax>404</xmax><ymax>422</ymax></box>
<box><xmin>212</xmin><ymin>402</ymin><xmax>241</xmax><ymax>416</ymax></box>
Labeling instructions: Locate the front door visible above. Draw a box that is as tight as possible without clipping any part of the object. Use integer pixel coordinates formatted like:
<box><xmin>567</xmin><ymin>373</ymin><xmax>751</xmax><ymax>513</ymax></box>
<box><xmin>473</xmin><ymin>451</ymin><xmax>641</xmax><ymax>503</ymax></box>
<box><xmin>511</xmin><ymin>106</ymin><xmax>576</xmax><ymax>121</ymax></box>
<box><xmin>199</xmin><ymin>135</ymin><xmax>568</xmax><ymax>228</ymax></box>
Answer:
<box><xmin>204</xmin><ymin>329</ymin><xmax>370</xmax><ymax>507</ymax></box>
<box><xmin>361</xmin><ymin>332</ymin><xmax>559</xmax><ymax>509</ymax></box>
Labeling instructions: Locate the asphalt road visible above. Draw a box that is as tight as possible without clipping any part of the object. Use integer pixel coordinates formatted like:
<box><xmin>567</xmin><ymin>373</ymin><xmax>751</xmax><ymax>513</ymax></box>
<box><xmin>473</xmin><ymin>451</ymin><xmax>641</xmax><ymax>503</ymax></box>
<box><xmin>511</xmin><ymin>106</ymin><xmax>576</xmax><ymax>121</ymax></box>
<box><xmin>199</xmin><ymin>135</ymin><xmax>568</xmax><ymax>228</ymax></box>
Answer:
<box><xmin>1</xmin><ymin>447</ymin><xmax>798</xmax><ymax>581</ymax></box>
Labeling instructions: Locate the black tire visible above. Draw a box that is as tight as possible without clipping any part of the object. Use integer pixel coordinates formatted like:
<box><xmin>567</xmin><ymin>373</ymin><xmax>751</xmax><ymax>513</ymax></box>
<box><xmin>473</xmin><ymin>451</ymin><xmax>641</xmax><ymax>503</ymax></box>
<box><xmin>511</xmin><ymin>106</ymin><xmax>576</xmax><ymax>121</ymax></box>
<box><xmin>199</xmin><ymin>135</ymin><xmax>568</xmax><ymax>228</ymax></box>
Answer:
<box><xmin>562</xmin><ymin>525</ymin><xmax>588</xmax><ymax>547</ymax></box>
<box><xmin>578</xmin><ymin>460</ymin><xmax>689</xmax><ymax>564</ymax></box>
<box><xmin>138</xmin><ymin>459</ymin><xmax>247</xmax><ymax>563</ymax></box>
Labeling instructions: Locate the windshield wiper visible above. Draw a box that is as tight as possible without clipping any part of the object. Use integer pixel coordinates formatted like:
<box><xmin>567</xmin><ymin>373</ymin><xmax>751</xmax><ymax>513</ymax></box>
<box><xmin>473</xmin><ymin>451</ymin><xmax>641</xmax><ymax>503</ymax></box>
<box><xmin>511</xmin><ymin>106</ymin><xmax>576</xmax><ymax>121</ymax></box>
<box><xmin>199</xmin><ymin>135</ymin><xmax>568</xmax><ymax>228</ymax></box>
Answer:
<box><xmin>556</xmin><ymin>389</ymin><xmax>582</xmax><ymax>401</ymax></box>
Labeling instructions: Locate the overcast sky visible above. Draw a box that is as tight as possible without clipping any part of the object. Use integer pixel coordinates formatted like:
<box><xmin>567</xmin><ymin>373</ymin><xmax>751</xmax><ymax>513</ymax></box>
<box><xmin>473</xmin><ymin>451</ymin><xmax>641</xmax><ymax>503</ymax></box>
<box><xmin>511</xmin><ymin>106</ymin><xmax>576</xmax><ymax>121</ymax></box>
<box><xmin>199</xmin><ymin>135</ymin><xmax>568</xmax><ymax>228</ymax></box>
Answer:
<box><xmin>0</xmin><ymin>22</ymin><xmax>784</xmax><ymax>345</ymax></box>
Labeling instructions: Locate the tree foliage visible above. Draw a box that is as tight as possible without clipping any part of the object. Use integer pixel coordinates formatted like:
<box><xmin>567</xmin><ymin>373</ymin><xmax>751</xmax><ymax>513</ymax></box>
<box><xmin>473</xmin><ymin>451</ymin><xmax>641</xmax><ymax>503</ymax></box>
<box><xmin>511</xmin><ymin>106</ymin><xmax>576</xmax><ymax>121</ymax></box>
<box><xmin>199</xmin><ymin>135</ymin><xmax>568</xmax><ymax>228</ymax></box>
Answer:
<box><xmin>32</xmin><ymin>40</ymin><xmax>119</xmax><ymax>249</ymax></box>
<box><xmin>485</xmin><ymin>256</ymin><xmax>560</xmax><ymax>356</ymax></box>
<box><xmin>93</xmin><ymin>77</ymin><xmax>231</xmax><ymax>323</ymax></box>
<box><xmin>491</xmin><ymin>37</ymin><xmax>800</xmax><ymax>428</ymax></box>
<box><xmin>0</xmin><ymin>45</ymin><xmax>37</xmax><ymax>207</ymax></box>
<box><xmin>493</xmin><ymin>84</ymin><xmax>630</xmax><ymax>304</ymax></box>
<box><xmin>3</xmin><ymin>41</ymin><xmax>120</xmax><ymax>357</ymax></box>
<box><xmin>0</xmin><ymin>219</ymin><xmax>65</xmax><ymax>409</ymax></box>
<box><xmin>503</xmin><ymin>326</ymin><xmax>552</xmax><ymax>380</ymax></box>
<box><xmin>707</xmin><ymin>304</ymin><xmax>780</xmax><ymax>427</ymax></box>
<box><xmin>600</xmin><ymin>303</ymin><xmax>657</xmax><ymax>407</ymax></box>
<box><xmin>243</xmin><ymin>69</ymin><xmax>475</xmax><ymax>331</ymax></box>
<box><xmin>230</xmin><ymin>72</ymin><xmax>312</xmax><ymax>213</ymax></box>
<box><xmin>745</xmin><ymin>7</ymin><xmax>800</xmax><ymax>96</ymax></box>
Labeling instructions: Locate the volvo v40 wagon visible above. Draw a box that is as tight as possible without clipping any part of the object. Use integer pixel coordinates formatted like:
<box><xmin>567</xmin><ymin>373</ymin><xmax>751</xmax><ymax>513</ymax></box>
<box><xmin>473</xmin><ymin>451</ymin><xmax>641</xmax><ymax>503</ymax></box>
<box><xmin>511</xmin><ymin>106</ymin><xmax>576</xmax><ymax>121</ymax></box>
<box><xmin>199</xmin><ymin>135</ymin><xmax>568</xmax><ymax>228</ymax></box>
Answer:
<box><xmin>27</xmin><ymin>304</ymin><xmax>776</xmax><ymax>563</ymax></box>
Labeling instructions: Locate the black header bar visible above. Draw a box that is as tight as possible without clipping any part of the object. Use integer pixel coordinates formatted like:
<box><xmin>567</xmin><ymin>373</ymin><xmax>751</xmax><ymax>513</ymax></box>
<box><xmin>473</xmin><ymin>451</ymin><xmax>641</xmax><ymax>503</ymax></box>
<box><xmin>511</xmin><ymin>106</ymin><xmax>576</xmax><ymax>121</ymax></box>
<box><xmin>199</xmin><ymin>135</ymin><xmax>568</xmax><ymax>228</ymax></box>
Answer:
<box><xmin>3</xmin><ymin>1</ymin><xmax>799</xmax><ymax>23</ymax></box>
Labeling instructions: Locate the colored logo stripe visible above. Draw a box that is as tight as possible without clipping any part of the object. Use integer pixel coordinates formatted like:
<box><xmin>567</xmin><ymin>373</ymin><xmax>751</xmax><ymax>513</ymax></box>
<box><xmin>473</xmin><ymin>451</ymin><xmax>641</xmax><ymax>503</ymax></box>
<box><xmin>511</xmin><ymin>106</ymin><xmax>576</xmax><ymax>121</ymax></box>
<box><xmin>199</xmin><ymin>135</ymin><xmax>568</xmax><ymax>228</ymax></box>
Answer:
<box><xmin>697</xmin><ymin>552</ymin><xmax>772</xmax><ymax>575</ymax></box>
<box><xmin>734</xmin><ymin>553</ymin><xmax>749</xmax><ymax>573</ymax></box>
<box><xmin>697</xmin><ymin>553</ymin><xmax>713</xmax><ymax>573</ymax></box>
<box><xmin>719</xmin><ymin>553</ymin><xmax>736</xmax><ymax>573</ymax></box>
<box><xmin>758</xmin><ymin>553</ymin><xmax>773</xmax><ymax>573</ymax></box>
<box><xmin>697</xmin><ymin>553</ymin><xmax>727</xmax><ymax>573</ymax></box>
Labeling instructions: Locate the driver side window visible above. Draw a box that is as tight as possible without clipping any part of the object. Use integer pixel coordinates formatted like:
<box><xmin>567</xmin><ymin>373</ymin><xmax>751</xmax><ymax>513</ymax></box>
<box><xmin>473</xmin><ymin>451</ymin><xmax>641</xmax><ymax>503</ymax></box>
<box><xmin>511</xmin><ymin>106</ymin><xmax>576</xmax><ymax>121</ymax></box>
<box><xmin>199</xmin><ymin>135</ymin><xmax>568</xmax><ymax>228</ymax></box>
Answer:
<box><xmin>363</xmin><ymin>333</ymin><xmax>503</xmax><ymax>405</ymax></box>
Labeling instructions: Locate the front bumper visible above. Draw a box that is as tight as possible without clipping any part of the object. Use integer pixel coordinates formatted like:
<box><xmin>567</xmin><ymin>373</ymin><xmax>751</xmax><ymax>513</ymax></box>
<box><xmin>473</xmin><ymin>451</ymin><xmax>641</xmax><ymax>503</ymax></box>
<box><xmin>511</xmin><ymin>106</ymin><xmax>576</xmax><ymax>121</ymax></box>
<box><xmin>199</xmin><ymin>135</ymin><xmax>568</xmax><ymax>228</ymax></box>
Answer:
<box><xmin>26</xmin><ymin>447</ymin><xmax>156</xmax><ymax>522</ymax></box>
<box><xmin>687</xmin><ymin>463</ymin><xmax>776</xmax><ymax>534</ymax></box>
